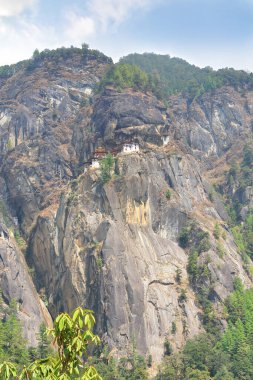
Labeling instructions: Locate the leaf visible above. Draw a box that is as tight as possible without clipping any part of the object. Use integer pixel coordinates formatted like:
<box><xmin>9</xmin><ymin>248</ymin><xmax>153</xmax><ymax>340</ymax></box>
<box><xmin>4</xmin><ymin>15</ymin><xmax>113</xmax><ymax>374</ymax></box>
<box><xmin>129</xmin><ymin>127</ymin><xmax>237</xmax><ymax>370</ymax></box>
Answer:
<box><xmin>78</xmin><ymin>317</ymin><xmax>84</xmax><ymax>329</ymax></box>
<box><xmin>84</xmin><ymin>314</ymin><xmax>92</xmax><ymax>329</ymax></box>
<box><xmin>73</xmin><ymin>309</ymin><xmax>80</xmax><ymax>322</ymax></box>
<box><xmin>59</xmin><ymin>317</ymin><xmax>65</xmax><ymax>332</ymax></box>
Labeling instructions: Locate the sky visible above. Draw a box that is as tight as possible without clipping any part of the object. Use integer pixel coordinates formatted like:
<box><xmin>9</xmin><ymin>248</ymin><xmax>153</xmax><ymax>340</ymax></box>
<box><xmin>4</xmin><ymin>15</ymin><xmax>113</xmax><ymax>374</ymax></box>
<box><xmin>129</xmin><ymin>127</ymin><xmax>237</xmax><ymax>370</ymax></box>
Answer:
<box><xmin>0</xmin><ymin>0</ymin><xmax>253</xmax><ymax>71</ymax></box>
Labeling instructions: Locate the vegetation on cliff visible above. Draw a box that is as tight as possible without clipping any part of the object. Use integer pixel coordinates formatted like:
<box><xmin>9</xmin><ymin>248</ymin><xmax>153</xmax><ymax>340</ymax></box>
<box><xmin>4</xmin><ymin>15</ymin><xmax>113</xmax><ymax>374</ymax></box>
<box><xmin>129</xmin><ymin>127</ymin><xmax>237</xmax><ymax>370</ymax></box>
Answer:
<box><xmin>98</xmin><ymin>63</ymin><xmax>155</xmax><ymax>94</ymax></box>
<box><xmin>156</xmin><ymin>281</ymin><xmax>253</xmax><ymax>380</ymax></box>
<box><xmin>218</xmin><ymin>143</ymin><xmax>253</xmax><ymax>272</ymax></box>
<box><xmin>119</xmin><ymin>52</ymin><xmax>253</xmax><ymax>99</ymax></box>
<box><xmin>0</xmin><ymin>44</ymin><xmax>112</xmax><ymax>78</ymax></box>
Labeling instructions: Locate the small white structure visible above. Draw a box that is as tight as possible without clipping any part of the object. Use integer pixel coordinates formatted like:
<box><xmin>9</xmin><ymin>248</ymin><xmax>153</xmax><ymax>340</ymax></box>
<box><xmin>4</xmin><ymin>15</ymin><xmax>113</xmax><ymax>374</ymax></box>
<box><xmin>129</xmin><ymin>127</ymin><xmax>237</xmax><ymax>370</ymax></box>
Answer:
<box><xmin>84</xmin><ymin>87</ymin><xmax>93</xmax><ymax>96</ymax></box>
<box><xmin>162</xmin><ymin>135</ymin><xmax>170</xmax><ymax>146</ymax></box>
<box><xmin>122</xmin><ymin>142</ymin><xmax>140</xmax><ymax>154</ymax></box>
<box><xmin>13</xmin><ymin>217</ymin><xmax>19</xmax><ymax>226</ymax></box>
<box><xmin>91</xmin><ymin>159</ymin><xmax>100</xmax><ymax>169</ymax></box>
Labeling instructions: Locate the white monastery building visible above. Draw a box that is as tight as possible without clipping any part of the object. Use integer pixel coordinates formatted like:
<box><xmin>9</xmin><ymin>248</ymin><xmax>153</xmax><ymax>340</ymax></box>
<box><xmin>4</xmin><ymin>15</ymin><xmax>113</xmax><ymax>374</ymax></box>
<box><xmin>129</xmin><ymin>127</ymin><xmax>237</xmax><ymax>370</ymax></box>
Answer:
<box><xmin>91</xmin><ymin>159</ymin><xmax>100</xmax><ymax>169</ymax></box>
<box><xmin>162</xmin><ymin>135</ymin><xmax>170</xmax><ymax>146</ymax></box>
<box><xmin>122</xmin><ymin>142</ymin><xmax>140</xmax><ymax>154</ymax></box>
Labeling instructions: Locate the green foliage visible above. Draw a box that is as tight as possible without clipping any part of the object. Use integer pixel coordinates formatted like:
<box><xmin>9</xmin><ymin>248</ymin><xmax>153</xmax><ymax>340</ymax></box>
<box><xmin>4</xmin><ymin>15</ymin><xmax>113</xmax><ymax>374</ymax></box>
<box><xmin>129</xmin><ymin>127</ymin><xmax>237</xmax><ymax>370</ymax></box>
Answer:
<box><xmin>165</xmin><ymin>189</ymin><xmax>172</xmax><ymax>200</ymax></box>
<box><xmin>187</xmin><ymin>251</ymin><xmax>199</xmax><ymax>282</ymax></box>
<box><xmin>213</xmin><ymin>224</ymin><xmax>220</xmax><ymax>240</ymax></box>
<box><xmin>164</xmin><ymin>339</ymin><xmax>173</xmax><ymax>356</ymax></box>
<box><xmin>178</xmin><ymin>221</ymin><xmax>211</xmax><ymax>253</ymax></box>
<box><xmin>180</xmin><ymin>222</ymin><xmax>217</xmax><ymax>332</ymax></box>
<box><xmin>0</xmin><ymin>300</ymin><xmax>29</xmax><ymax>367</ymax></box>
<box><xmin>95</xmin><ymin>256</ymin><xmax>103</xmax><ymax>270</ymax></box>
<box><xmin>14</xmin><ymin>231</ymin><xmax>27</xmax><ymax>252</ymax></box>
<box><xmin>171</xmin><ymin>322</ymin><xmax>177</xmax><ymax>335</ymax></box>
<box><xmin>118</xmin><ymin>350</ymin><xmax>149</xmax><ymax>380</ymax></box>
<box><xmin>32</xmin><ymin>49</ymin><xmax>40</xmax><ymax>59</ymax></box>
<box><xmin>0</xmin><ymin>45</ymin><xmax>112</xmax><ymax>78</ymax></box>
<box><xmin>81</xmin><ymin>43</ymin><xmax>89</xmax><ymax>51</ymax></box>
<box><xmin>156</xmin><ymin>285</ymin><xmax>253</xmax><ymax>380</ymax></box>
<box><xmin>178</xmin><ymin>289</ymin><xmax>187</xmax><ymax>304</ymax></box>
<box><xmin>100</xmin><ymin>153</ymin><xmax>115</xmax><ymax>183</ymax></box>
<box><xmin>90</xmin><ymin>343</ymin><xmax>149</xmax><ymax>380</ymax></box>
<box><xmin>119</xmin><ymin>53</ymin><xmax>253</xmax><ymax>100</ymax></box>
<box><xmin>186</xmin><ymin>369</ymin><xmax>212</xmax><ymax>380</ymax></box>
<box><xmin>6</xmin><ymin>139</ymin><xmax>13</xmax><ymax>151</ymax></box>
<box><xmin>147</xmin><ymin>355</ymin><xmax>152</xmax><ymax>368</ymax></box>
<box><xmin>99</xmin><ymin>64</ymin><xmax>150</xmax><ymax>92</ymax></box>
<box><xmin>230</xmin><ymin>214</ymin><xmax>253</xmax><ymax>261</ymax></box>
<box><xmin>175</xmin><ymin>268</ymin><xmax>182</xmax><ymax>284</ymax></box>
<box><xmin>156</xmin><ymin>353</ymin><xmax>184</xmax><ymax>380</ymax></box>
<box><xmin>37</xmin><ymin>324</ymin><xmax>52</xmax><ymax>359</ymax></box>
<box><xmin>216</xmin><ymin>241</ymin><xmax>225</xmax><ymax>259</ymax></box>
<box><xmin>243</xmin><ymin>144</ymin><xmax>253</xmax><ymax>167</ymax></box>
<box><xmin>0</xmin><ymin>307</ymin><xmax>102</xmax><ymax>379</ymax></box>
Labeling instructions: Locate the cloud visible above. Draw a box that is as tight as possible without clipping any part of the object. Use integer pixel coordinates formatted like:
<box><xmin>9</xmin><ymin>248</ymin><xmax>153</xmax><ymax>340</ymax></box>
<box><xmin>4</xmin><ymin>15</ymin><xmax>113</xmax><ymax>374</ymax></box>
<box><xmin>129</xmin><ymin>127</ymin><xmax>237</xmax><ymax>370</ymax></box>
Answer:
<box><xmin>65</xmin><ymin>12</ymin><xmax>95</xmax><ymax>43</ymax></box>
<box><xmin>63</xmin><ymin>0</ymin><xmax>159</xmax><ymax>45</ymax></box>
<box><xmin>0</xmin><ymin>0</ymin><xmax>36</xmax><ymax>17</ymax></box>
<box><xmin>0</xmin><ymin>17</ymin><xmax>59</xmax><ymax>65</ymax></box>
<box><xmin>88</xmin><ymin>0</ymin><xmax>157</xmax><ymax>29</ymax></box>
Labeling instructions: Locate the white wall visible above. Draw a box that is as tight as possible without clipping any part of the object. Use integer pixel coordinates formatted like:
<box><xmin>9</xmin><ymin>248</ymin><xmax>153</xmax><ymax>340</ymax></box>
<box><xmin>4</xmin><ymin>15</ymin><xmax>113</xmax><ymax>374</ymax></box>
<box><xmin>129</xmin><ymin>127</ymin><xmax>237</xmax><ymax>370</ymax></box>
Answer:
<box><xmin>91</xmin><ymin>159</ymin><xmax>100</xmax><ymax>169</ymax></box>
<box><xmin>122</xmin><ymin>143</ymin><xmax>140</xmax><ymax>153</ymax></box>
<box><xmin>162</xmin><ymin>136</ymin><xmax>170</xmax><ymax>146</ymax></box>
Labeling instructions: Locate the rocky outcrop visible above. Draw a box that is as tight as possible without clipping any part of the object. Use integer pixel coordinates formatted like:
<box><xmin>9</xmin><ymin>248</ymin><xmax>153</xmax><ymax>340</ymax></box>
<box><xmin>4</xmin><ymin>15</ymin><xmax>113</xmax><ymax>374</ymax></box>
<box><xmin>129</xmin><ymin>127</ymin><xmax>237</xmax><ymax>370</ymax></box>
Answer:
<box><xmin>0</xmin><ymin>50</ymin><xmax>111</xmax><ymax>234</ymax></box>
<box><xmin>0</xmin><ymin>217</ymin><xmax>51</xmax><ymax>345</ymax></box>
<box><xmin>1</xmin><ymin>51</ymin><xmax>253</xmax><ymax>360</ymax></box>
<box><xmin>167</xmin><ymin>87</ymin><xmax>253</xmax><ymax>162</ymax></box>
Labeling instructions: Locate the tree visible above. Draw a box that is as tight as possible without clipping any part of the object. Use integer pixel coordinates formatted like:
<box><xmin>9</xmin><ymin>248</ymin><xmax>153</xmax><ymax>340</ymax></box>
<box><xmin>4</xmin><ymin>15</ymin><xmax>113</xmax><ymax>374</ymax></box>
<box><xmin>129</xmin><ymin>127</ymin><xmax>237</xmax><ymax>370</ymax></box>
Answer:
<box><xmin>100</xmin><ymin>153</ymin><xmax>115</xmax><ymax>183</ymax></box>
<box><xmin>186</xmin><ymin>369</ymin><xmax>211</xmax><ymax>380</ymax></box>
<box><xmin>37</xmin><ymin>323</ymin><xmax>52</xmax><ymax>359</ymax></box>
<box><xmin>243</xmin><ymin>144</ymin><xmax>253</xmax><ymax>167</ymax></box>
<box><xmin>81</xmin><ymin>43</ymin><xmax>89</xmax><ymax>51</ymax></box>
<box><xmin>32</xmin><ymin>49</ymin><xmax>40</xmax><ymax>59</ymax></box>
<box><xmin>0</xmin><ymin>300</ymin><xmax>29</xmax><ymax>366</ymax></box>
<box><xmin>0</xmin><ymin>307</ymin><xmax>102</xmax><ymax>379</ymax></box>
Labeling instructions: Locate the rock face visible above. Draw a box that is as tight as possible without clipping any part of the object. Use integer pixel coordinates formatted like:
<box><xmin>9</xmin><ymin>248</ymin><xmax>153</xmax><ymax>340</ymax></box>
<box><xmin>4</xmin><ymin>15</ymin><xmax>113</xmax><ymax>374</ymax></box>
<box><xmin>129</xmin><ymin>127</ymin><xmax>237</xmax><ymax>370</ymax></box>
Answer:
<box><xmin>1</xmin><ymin>51</ymin><xmax>253</xmax><ymax>358</ymax></box>
<box><xmin>0</xmin><ymin>218</ymin><xmax>51</xmax><ymax>345</ymax></box>
<box><xmin>27</xmin><ymin>147</ymin><xmax>253</xmax><ymax>361</ymax></box>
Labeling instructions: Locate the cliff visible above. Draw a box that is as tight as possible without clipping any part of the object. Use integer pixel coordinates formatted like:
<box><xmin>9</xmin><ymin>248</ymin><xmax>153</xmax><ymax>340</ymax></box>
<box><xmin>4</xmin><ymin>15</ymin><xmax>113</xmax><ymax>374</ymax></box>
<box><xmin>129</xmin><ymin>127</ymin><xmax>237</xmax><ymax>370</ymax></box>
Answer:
<box><xmin>0</xmin><ymin>49</ymin><xmax>253</xmax><ymax>360</ymax></box>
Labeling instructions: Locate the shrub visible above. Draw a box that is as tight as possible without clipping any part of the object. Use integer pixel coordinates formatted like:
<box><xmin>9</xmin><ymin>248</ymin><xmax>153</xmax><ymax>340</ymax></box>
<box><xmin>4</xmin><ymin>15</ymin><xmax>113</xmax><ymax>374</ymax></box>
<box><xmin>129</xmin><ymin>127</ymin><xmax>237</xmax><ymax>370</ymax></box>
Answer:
<box><xmin>100</xmin><ymin>153</ymin><xmax>115</xmax><ymax>183</ymax></box>
<box><xmin>175</xmin><ymin>268</ymin><xmax>182</xmax><ymax>284</ymax></box>
<box><xmin>217</xmin><ymin>241</ymin><xmax>225</xmax><ymax>258</ymax></box>
<box><xmin>164</xmin><ymin>339</ymin><xmax>173</xmax><ymax>356</ymax></box>
<box><xmin>171</xmin><ymin>322</ymin><xmax>177</xmax><ymax>334</ymax></box>
<box><xmin>165</xmin><ymin>189</ymin><xmax>172</xmax><ymax>200</ymax></box>
<box><xmin>213</xmin><ymin>223</ymin><xmax>221</xmax><ymax>240</ymax></box>
<box><xmin>178</xmin><ymin>221</ymin><xmax>211</xmax><ymax>253</ymax></box>
<box><xmin>178</xmin><ymin>289</ymin><xmax>188</xmax><ymax>304</ymax></box>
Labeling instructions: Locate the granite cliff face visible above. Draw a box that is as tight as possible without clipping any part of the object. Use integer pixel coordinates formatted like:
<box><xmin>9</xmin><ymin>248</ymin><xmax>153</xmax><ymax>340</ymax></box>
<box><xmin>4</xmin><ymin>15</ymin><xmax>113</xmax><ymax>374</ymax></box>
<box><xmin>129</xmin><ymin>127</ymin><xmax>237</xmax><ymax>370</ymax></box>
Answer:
<box><xmin>0</xmin><ymin>51</ymin><xmax>253</xmax><ymax>359</ymax></box>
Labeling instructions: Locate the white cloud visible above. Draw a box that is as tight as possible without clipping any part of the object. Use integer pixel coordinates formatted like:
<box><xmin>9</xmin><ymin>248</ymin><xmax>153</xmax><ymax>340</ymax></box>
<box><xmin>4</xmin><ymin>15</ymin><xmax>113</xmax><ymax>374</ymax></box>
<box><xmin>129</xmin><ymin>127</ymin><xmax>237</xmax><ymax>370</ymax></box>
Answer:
<box><xmin>0</xmin><ymin>18</ymin><xmax>59</xmax><ymax>65</ymax></box>
<box><xmin>88</xmin><ymin>0</ymin><xmax>157</xmax><ymax>29</ymax></box>
<box><xmin>0</xmin><ymin>0</ymin><xmax>35</xmax><ymax>17</ymax></box>
<box><xmin>65</xmin><ymin>12</ymin><xmax>95</xmax><ymax>43</ymax></box>
<box><xmin>63</xmin><ymin>0</ymin><xmax>159</xmax><ymax>46</ymax></box>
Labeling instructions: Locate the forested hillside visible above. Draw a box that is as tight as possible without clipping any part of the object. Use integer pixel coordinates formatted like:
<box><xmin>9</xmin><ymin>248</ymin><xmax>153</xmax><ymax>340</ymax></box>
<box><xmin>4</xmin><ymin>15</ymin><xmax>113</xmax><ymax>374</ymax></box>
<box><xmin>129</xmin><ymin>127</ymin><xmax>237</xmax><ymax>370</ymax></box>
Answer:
<box><xmin>120</xmin><ymin>53</ymin><xmax>253</xmax><ymax>99</ymax></box>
